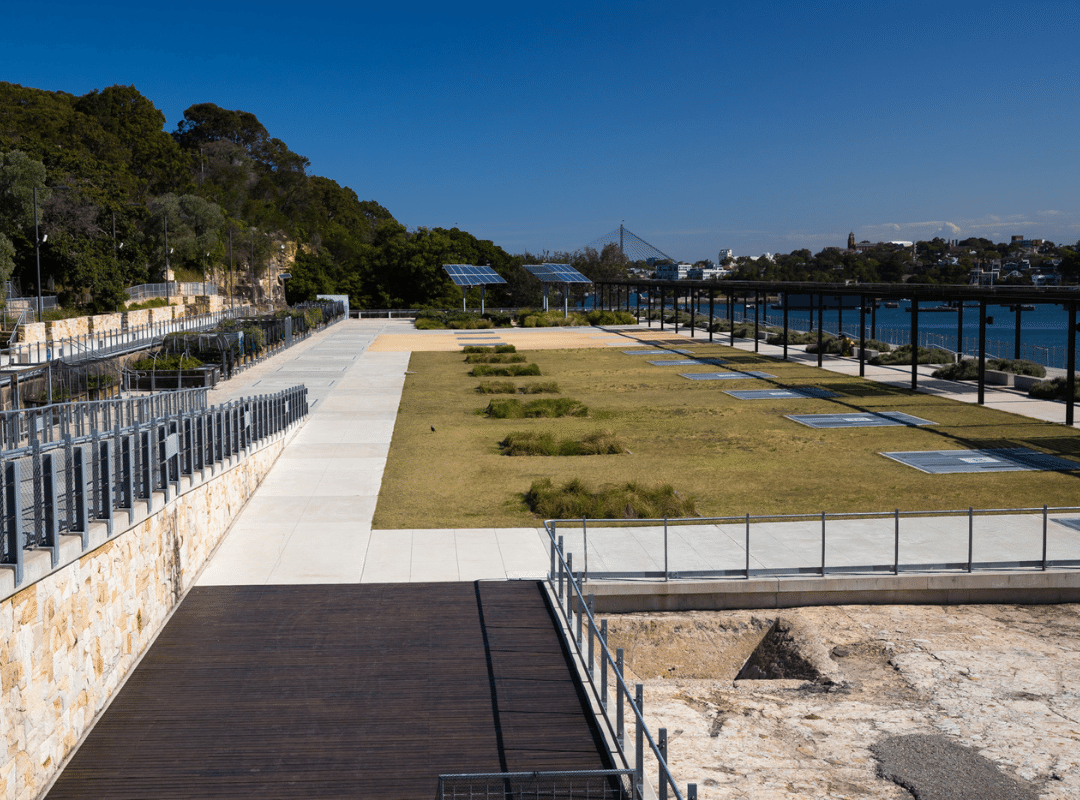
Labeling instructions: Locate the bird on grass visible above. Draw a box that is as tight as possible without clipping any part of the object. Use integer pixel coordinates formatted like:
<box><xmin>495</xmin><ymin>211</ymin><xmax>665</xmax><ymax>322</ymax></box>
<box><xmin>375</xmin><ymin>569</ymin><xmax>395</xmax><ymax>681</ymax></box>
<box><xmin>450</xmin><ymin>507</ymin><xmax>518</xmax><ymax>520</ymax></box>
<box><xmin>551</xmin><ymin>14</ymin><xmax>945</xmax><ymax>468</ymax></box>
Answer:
<box><xmin>430</xmin><ymin>425</ymin><xmax>436</xmax><ymax>433</ymax></box>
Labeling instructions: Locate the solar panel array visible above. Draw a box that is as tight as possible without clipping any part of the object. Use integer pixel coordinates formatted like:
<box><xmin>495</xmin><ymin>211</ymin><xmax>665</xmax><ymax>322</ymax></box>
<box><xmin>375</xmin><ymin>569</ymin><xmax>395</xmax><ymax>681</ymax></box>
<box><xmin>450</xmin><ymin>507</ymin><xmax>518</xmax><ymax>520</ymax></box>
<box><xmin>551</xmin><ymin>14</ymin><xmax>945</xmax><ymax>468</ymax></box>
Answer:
<box><xmin>442</xmin><ymin>264</ymin><xmax>507</xmax><ymax>286</ymax></box>
<box><xmin>522</xmin><ymin>263</ymin><xmax>592</xmax><ymax>284</ymax></box>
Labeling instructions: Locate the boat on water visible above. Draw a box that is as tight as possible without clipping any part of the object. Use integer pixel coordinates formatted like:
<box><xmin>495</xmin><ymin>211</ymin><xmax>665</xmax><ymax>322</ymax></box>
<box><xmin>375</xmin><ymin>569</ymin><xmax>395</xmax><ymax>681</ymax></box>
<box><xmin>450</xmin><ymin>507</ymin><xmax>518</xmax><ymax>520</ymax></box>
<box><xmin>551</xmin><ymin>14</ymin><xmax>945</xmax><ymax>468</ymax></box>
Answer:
<box><xmin>906</xmin><ymin>305</ymin><xmax>958</xmax><ymax>312</ymax></box>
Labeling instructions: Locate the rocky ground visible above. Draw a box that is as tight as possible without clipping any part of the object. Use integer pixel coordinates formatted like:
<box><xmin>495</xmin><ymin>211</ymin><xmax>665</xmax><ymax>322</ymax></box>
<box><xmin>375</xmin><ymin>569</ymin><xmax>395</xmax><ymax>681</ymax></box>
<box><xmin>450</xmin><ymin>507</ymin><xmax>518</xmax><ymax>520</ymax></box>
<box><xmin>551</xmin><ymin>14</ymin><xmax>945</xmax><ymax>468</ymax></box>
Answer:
<box><xmin>603</xmin><ymin>604</ymin><xmax>1080</xmax><ymax>799</ymax></box>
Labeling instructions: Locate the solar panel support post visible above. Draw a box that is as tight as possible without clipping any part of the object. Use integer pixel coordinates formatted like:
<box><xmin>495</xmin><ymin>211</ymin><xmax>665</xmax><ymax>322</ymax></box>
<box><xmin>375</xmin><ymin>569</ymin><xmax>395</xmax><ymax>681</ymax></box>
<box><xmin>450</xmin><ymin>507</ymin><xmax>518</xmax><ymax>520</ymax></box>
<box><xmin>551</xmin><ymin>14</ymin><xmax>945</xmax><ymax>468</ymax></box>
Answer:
<box><xmin>816</xmin><ymin>294</ymin><xmax>824</xmax><ymax>368</ymax></box>
<box><xmin>978</xmin><ymin>301</ymin><xmax>987</xmax><ymax>405</ymax></box>
<box><xmin>1067</xmin><ymin>303</ymin><xmax>1076</xmax><ymax>426</ymax></box>
<box><xmin>859</xmin><ymin>294</ymin><xmax>867</xmax><ymax>377</ymax></box>
<box><xmin>481</xmin><ymin>285</ymin><xmax>486</xmax><ymax>315</ymax></box>
<box><xmin>563</xmin><ymin>283</ymin><xmax>569</xmax><ymax>319</ymax></box>
<box><xmin>910</xmin><ymin>299</ymin><xmax>919</xmax><ymax>391</ymax></box>
<box><xmin>461</xmin><ymin>286</ymin><xmax>467</xmax><ymax>312</ymax></box>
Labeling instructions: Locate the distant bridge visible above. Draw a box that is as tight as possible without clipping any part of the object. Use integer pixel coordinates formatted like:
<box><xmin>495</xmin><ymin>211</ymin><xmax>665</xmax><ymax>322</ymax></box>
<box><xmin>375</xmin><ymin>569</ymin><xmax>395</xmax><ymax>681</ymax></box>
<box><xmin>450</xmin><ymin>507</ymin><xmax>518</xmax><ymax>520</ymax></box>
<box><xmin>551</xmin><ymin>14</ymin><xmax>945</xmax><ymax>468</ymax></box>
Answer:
<box><xmin>584</xmin><ymin>225</ymin><xmax>676</xmax><ymax>263</ymax></box>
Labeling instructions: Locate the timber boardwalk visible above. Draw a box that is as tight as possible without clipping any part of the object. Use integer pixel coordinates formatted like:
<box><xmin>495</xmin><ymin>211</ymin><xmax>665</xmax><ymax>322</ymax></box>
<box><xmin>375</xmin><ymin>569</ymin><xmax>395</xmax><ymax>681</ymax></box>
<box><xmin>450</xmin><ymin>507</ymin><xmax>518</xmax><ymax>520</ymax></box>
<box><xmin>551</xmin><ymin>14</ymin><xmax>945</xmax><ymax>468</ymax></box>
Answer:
<box><xmin>45</xmin><ymin>582</ymin><xmax>612</xmax><ymax>799</ymax></box>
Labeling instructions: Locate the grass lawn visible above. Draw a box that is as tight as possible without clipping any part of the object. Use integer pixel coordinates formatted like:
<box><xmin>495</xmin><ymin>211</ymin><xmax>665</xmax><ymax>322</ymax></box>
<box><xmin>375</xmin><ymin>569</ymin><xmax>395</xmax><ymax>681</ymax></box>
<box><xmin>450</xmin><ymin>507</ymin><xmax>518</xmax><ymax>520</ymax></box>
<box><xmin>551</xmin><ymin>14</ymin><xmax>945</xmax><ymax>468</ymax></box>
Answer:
<box><xmin>372</xmin><ymin>341</ymin><xmax>1080</xmax><ymax>528</ymax></box>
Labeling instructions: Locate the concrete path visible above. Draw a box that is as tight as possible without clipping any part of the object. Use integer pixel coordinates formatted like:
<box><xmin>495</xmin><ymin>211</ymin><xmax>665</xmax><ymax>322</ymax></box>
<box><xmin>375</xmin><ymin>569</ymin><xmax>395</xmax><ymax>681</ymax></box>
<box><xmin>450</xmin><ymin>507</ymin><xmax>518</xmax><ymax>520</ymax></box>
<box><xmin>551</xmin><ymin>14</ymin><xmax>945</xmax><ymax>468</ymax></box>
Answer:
<box><xmin>197</xmin><ymin>319</ymin><xmax>1080</xmax><ymax>589</ymax></box>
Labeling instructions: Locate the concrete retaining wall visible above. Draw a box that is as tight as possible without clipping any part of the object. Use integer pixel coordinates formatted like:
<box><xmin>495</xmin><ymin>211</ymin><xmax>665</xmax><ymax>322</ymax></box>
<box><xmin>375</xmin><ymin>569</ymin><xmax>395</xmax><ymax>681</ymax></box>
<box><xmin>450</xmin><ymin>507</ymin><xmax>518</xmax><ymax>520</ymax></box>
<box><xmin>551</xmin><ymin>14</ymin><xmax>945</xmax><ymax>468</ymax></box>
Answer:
<box><xmin>586</xmin><ymin>571</ymin><xmax>1080</xmax><ymax>613</ymax></box>
<box><xmin>0</xmin><ymin>433</ymin><xmax>291</xmax><ymax>800</ymax></box>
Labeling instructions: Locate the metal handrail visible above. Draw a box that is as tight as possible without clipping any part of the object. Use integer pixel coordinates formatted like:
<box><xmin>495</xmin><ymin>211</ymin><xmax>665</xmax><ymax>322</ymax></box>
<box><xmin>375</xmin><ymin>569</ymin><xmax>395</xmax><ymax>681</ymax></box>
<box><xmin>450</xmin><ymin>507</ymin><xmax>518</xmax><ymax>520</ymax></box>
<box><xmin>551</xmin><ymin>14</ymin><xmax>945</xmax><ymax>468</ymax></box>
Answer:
<box><xmin>545</xmin><ymin>526</ymin><xmax>694</xmax><ymax>800</ymax></box>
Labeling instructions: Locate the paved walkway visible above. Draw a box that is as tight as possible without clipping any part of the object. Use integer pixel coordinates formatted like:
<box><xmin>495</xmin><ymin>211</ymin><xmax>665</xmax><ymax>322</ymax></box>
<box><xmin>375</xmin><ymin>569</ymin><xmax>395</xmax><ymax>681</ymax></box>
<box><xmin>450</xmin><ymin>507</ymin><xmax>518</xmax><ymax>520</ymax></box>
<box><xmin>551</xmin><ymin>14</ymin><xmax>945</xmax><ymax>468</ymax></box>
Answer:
<box><xmin>197</xmin><ymin>319</ymin><xmax>1080</xmax><ymax>588</ymax></box>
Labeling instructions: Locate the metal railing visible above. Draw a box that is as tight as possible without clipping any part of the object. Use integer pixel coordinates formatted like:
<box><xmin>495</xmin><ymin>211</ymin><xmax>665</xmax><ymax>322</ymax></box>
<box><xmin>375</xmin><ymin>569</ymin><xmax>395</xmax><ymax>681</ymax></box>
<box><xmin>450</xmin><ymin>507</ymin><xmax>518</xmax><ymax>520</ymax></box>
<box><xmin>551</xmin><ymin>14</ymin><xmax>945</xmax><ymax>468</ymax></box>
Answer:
<box><xmin>545</xmin><ymin>506</ymin><xmax>1080</xmax><ymax>583</ymax></box>
<box><xmin>545</xmin><ymin>529</ymin><xmax>699</xmax><ymax>800</ymax></box>
<box><xmin>0</xmin><ymin>389</ymin><xmax>208</xmax><ymax>451</ymax></box>
<box><xmin>8</xmin><ymin>307</ymin><xmax>251</xmax><ymax>366</ymax></box>
<box><xmin>436</xmin><ymin>770</ymin><xmax>635</xmax><ymax>800</ymax></box>
<box><xmin>125</xmin><ymin>282</ymin><xmax>219</xmax><ymax>302</ymax></box>
<box><xmin>1</xmin><ymin>384</ymin><xmax>308</xmax><ymax>588</ymax></box>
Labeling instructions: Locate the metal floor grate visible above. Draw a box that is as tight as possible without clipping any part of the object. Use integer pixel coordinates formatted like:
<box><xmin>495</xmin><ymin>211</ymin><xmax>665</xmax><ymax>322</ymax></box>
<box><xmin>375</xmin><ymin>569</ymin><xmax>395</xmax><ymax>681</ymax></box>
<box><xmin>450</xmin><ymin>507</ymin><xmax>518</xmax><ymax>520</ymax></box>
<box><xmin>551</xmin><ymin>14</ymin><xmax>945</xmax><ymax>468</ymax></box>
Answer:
<box><xmin>681</xmin><ymin>371</ymin><xmax>775</xmax><ymax>381</ymax></box>
<box><xmin>881</xmin><ymin>448</ymin><xmax>1080</xmax><ymax>474</ymax></box>
<box><xmin>788</xmin><ymin>412</ymin><xmax>936</xmax><ymax>428</ymax></box>
<box><xmin>725</xmin><ymin>386</ymin><xmax>834</xmax><ymax>397</ymax></box>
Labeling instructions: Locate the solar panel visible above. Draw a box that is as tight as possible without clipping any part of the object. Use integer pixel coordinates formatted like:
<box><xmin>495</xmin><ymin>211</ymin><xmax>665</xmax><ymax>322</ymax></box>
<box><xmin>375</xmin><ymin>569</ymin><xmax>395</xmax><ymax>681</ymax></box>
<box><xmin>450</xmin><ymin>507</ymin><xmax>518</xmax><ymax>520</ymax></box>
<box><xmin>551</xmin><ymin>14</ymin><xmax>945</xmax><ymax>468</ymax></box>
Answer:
<box><xmin>522</xmin><ymin>263</ymin><xmax>592</xmax><ymax>284</ymax></box>
<box><xmin>442</xmin><ymin>264</ymin><xmax>507</xmax><ymax>286</ymax></box>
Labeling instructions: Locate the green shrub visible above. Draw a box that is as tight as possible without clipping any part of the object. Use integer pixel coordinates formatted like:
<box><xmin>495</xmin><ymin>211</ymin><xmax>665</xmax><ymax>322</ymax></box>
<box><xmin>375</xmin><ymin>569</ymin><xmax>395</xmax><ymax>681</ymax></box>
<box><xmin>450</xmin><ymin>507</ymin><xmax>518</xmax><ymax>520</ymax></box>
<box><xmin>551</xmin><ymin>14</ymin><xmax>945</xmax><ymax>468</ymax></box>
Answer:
<box><xmin>470</xmin><ymin>363</ymin><xmax>542</xmax><ymax>377</ymax></box>
<box><xmin>484</xmin><ymin>397</ymin><xmax>587</xmax><ymax>418</ymax></box>
<box><xmin>483</xmin><ymin>311</ymin><xmax>514</xmax><ymax>327</ymax></box>
<box><xmin>1028</xmin><ymin>377</ymin><xmax>1080</xmax><ymax>402</ymax></box>
<box><xmin>864</xmin><ymin>339</ymin><xmax>892</xmax><ymax>353</ymax></box>
<box><xmin>933</xmin><ymin>359</ymin><xmax>978</xmax><ymax>380</ymax></box>
<box><xmin>500</xmin><ymin>430</ymin><xmax>625</xmax><ymax>456</ymax></box>
<box><xmin>413</xmin><ymin>310</ymin><xmax>497</xmax><ymax>329</ymax></box>
<box><xmin>871</xmin><ymin>345</ymin><xmax>952</xmax><ymax>366</ymax></box>
<box><xmin>524</xmin><ymin>477</ymin><xmax>697</xmax><ymax>519</ymax></box>
<box><xmin>464</xmin><ymin>353</ymin><xmax>526</xmax><ymax>364</ymax></box>
<box><xmin>131</xmin><ymin>353</ymin><xmax>204</xmax><ymax>371</ymax></box>
<box><xmin>585</xmin><ymin>310</ymin><xmax>637</xmax><ymax>325</ymax></box>
<box><xmin>414</xmin><ymin>317</ymin><xmax>445</xmax><ymax>330</ymax></box>
<box><xmin>934</xmin><ymin>358</ymin><xmax>1046</xmax><ymax>381</ymax></box>
<box><xmin>476</xmin><ymin>381</ymin><xmax>518</xmax><ymax>394</ymax></box>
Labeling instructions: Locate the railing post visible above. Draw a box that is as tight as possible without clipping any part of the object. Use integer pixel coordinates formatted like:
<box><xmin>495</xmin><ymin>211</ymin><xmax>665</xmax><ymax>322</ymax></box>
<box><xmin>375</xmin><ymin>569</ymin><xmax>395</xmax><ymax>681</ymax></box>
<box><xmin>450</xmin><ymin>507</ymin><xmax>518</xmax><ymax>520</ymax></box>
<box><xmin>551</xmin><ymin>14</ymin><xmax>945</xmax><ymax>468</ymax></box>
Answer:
<box><xmin>600</xmin><ymin>619</ymin><xmax>608</xmax><ymax>711</ymax></box>
<box><xmin>73</xmin><ymin>445</ymin><xmax>89</xmax><ymax>550</ymax></box>
<box><xmin>664</xmin><ymin>514</ymin><xmax>669</xmax><ymax>580</ymax></box>
<box><xmin>141</xmin><ymin>429</ymin><xmax>154</xmax><ymax>512</ymax></box>
<box><xmin>616</xmin><ymin>648</ymin><xmax>625</xmax><ymax>751</ymax></box>
<box><xmin>4</xmin><ymin>461</ymin><xmax>24</xmax><ymax>586</ymax></box>
<box><xmin>549</xmin><ymin>523</ymin><xmax>556</xmax><ymax>580</ymax></box>
<box><xmin>43</xmin><ymin>452</ymin><xmax>60</xmax><ymax>567</ymax></box>
<box><xmin>587</xmin><ymin>594</ymin><xmax>595</xmax><ymax>677</ymax></box>
<box><xmin>687</xmin><ymin>784</ymin><xmax>697</xmax><ymax>800</ymax></box>
<box><xmin>972</xmin><ymin>509</ymin><xmax>980</xmax><ymax>570</ymax></box>
<box><xmin>658</xmin><ymin>728</ymin><xmax>668</xmax><ymax>800</ymax></box>
<box><xmin>635</xmin><ymin>684</ymin><xmax>644</xmax><ymax>800</ymax></box>
<box><xmin>566</xmin><ymin>552</ymin><xmax>573</xmax><ymax>623</ymax></box>
<box><xmin>99</xmin><ymin>439</ymin><xmax>113</xmax><ymax>536</ymax></box>
<box><xmin>1042</xmin><ymin>504</ymin><xmax>1048</xmax><ymax>571</ymax></box>
<box><xmin>820</xmin><ymin>510</ymin><xmax>826</xmax><ymax>576</ymax></box>
<box><xmin>582</xmin><ymin>516</ymin><xmax>588</xmax><ymax>582</ymax></box>
<box><xmin>575</xmin><ymin>572</ymin><xmax>584</xmax><ymax>650</ymax></box>
<box><xmin>745</xmin><ymin>512</ymin><xmax>750</xmax><ymax>578</ymax></box>
<box><xmin>894</xmin><ymin>509</ymin><xmax>900</xmax><ymax>574</ymax></box>
<box><xmin>557</xmin><ymin>535</ymin><xmax>564</xmax><ymax>601</ymax></box>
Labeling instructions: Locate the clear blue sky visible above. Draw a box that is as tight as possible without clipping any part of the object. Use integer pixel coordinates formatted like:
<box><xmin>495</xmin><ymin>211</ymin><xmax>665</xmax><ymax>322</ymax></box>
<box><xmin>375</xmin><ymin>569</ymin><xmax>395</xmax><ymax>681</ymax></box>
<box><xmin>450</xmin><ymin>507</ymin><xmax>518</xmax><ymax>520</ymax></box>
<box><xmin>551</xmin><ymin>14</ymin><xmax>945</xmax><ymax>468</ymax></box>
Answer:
<box><xmin>4</xmin><ymin>0</ymin><xmax>1078</xmax><ymax>262</ymax></box>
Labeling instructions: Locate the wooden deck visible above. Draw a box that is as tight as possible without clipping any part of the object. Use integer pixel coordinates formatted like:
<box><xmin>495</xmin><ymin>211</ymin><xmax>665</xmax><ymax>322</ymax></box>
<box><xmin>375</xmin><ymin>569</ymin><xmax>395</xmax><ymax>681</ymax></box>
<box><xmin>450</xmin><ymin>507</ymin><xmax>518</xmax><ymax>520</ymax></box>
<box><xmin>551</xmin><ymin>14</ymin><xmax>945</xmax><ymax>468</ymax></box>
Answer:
<box><xmin>46</xmin><ymin>581</ymin><xmax>612</xmax><ymax>799</ymax></box>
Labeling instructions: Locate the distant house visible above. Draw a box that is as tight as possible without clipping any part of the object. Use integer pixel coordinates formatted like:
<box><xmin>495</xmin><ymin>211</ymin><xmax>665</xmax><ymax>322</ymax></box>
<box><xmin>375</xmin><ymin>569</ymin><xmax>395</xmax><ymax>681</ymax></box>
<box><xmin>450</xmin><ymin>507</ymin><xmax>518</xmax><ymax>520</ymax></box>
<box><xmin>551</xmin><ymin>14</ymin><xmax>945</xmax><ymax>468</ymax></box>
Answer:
<box><xmin>655</xmin><ymin>262</ymin><xmax>691</xmax><ymax>280</ymax></box>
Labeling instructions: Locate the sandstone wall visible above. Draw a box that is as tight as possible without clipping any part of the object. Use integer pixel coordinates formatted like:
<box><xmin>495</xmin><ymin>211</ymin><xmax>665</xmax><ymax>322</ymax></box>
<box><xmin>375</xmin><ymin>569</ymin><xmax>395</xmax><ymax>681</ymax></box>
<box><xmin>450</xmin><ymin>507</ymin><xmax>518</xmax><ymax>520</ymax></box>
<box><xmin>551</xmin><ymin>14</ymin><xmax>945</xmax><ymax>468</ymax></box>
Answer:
<box><xmin>88</xmin><ymin>314</ymin><xmax>122</xmax><ymax>335</ymax></box>
<box><xmin>123</xmin><ymin>309</ymin><xmax>149</xmax><ymax>328</ymax></box>
<box><xmin>45</xmin><ymin>318</ymin><xmax>90</xmax><ymax>341</ymax></box>
<box><xmin>0</xmin><ymin>437</ymin><xmax>288</xmax><ymax>800</ymax></box>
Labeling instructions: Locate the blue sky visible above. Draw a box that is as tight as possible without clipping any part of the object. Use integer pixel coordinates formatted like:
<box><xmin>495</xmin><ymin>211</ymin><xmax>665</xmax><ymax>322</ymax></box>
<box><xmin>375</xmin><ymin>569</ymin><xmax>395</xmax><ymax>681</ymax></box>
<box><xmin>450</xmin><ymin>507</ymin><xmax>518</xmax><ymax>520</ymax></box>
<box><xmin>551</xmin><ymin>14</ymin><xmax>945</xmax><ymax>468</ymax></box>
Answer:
<box><xmin>4</xmin><ymin>1</ymin><xmax>1079</xmax><ymax>261</ymax></box>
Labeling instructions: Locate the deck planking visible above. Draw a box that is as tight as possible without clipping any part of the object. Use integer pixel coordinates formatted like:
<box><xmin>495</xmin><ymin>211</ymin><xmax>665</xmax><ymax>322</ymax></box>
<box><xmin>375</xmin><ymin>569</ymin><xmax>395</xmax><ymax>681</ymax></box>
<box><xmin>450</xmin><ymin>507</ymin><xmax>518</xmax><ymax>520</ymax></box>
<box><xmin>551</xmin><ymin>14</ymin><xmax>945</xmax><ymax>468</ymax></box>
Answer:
<box><xmin>45</xmin><ymin>581</ymin><xmax>611</xmax><ymax>799</ymax></box>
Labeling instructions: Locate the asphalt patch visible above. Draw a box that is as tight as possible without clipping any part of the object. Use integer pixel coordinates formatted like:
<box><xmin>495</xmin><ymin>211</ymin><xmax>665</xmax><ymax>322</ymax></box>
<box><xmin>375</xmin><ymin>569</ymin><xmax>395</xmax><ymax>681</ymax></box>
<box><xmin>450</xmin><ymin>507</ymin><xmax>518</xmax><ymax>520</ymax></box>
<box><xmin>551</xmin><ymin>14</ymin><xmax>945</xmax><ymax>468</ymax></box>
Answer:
<box><xmin>871</xmin><ymin>734</ymin><xmax>1038</xmax><ymax>800</ymax></box>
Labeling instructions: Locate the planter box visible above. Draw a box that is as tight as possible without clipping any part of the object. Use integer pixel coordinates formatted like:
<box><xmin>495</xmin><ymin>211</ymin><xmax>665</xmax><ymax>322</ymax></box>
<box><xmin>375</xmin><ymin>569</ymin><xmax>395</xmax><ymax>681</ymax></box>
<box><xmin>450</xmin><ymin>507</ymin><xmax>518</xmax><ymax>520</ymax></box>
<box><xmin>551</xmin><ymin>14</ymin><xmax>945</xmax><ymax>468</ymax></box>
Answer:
<box><xmin>984</xmin><ymin>369</ymin><xmax>1013</xmax><ymax>387</ymax></box>
<box><xmin>128</xmin><ymin>366</ymin><xmax>220</xmax><ymax>391</ymax></box>
<box><xmin>1014</xmin><ymin>374</ymin><xmax>1043</xmax><ymax>392</ymax></box>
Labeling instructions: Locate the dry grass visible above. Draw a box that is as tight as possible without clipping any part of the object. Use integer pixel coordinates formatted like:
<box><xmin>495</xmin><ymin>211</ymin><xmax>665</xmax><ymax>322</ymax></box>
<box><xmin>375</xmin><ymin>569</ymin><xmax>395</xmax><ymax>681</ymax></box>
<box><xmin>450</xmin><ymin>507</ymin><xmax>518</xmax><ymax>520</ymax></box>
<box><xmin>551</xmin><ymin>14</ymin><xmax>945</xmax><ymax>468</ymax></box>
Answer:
<box><xmin>372</xmin><ymin>342</ymin><xmax>1080</xmax><ymax>528</ymax></box>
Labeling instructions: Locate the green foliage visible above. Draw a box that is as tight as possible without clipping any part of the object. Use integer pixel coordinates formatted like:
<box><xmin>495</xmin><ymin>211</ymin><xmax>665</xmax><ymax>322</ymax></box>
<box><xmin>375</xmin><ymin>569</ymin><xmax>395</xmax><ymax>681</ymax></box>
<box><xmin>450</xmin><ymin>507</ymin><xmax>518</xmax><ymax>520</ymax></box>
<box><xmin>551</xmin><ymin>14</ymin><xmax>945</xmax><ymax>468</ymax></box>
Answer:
<box><xmin>499</xmin><ymin>430</ymin><xmax>625</xmax><ymax>457</ymax></box>
<box><xmin>470</xmin><ymin>363</ymin><xmax>542</xmax><ymax>377</ymax></box>
<box><xmin>125</xmin><ymin>297</ymin><xmax>169</xmax><ymax>310</ymax></box>
<box><xmin>462</xmin><ymin>344</ymin><xmax>517</xmax><ymax>354</ymax></box>
<box><xmin>521</xmin><ymin>381</ymin><xmax>560</xmax><ymax>394</ymax></box>
<box><xmin>483</xmin><ymin>397</ymin><xmax>587</xmax><ymax>418</ymax></box>
<box><xmin>934</xmin><ymin>358</ymin><xmax>1047</xmax><ymax>381</ymax></box>
<box><xmin>242</xmin><ymin>324</ymin><xmax>266</xmax><ymax>353</ymax></box>
<box><xmin>413</xmin><ymin>310</ymin><xmax>496</xmax><ymax>329</ymax></box>
<box><xmin>1029</xmin><ymin>377</ymin><xmax>1080</xmax><ymax>402</ymax></box>
<box><xmin>464</xmin><ymin>353</ymin><xmax>525</xmax><ymax>364</ymax></box>
<box><xmin>523</xmin><ymin>477</ymin><xmax>697</xmax><ymax>519</ymax></box>
<box><xmin>585</xmin><ymin>309</ymin><xmax>637</xmax><ymax>325</ymax></box>
<box><xmin>871</xmin><ymin>346</ymin><xmax>953</xmax><ymax>366</ymax></box>
<box><xmin>131</xmin><ymin>353</ymin><xmax>204</xmax><ymax>370</ymax></box>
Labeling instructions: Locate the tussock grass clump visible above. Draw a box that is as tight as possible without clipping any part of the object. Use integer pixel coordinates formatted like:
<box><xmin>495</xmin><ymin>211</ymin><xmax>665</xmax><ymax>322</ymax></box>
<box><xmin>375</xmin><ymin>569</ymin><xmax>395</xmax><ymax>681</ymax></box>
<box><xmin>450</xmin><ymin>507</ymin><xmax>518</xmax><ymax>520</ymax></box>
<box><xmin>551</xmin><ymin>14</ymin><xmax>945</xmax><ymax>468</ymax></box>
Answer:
<box><xmin>131</xmin><ymin>353</ymin><xmax>204</xmax><ymax>370</ymax></box>
<box><xmin>524</xmin><ymin>477</ymin><xmax>696</xmax><ymax>519</ymax></box>
<box><xmin>462</xmin><ymin>344</ymin><xmax>516</xmax><ymax>354</ymax></box>
<box><xmin>871</xmin><ymin>345</ymin><xmax>953</xmax><ymax>366</ymax></box>
<box><xmin>476</xmin><ymin>381</ymin><xmax>518</xmax><ymax>394</ymax></box>
<box><xmin>470</xmin><ymin>363</ymin><xmax>542</xmax><ymax>377</ymax></box>
<box><xmin>484</xmin><ymin>397</ymin><xmax>587</xmax><ymax>418</ymax></box>
<box><xmin>500</xmin><ymin>430</ymin><xmax>626</xmax><ymax>456</ymax></box>
<box><xmin>465</xmin><ymin>353</ymin><xmax>526</xmax><ymax>364</ymax></box>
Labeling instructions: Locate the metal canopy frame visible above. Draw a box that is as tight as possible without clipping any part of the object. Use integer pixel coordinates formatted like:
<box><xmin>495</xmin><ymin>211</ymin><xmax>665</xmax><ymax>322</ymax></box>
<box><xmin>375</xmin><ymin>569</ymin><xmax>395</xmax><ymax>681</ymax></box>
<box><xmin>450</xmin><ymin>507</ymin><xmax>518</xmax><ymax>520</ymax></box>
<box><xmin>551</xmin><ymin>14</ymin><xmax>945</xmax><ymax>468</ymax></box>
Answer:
<box><xmin>592</xmin><ymin>278</ymin><xmax>1080</xmax><ymax>424</ymax></box>
<box><xmin>523</xmin><ymin>263</ymin><xmax>592</xmax><ymax>318</ymax></box>
<box><xmin>441</xmin><ymin>264</ymin><xmax>506</xmax><ymax>313</ymax></box>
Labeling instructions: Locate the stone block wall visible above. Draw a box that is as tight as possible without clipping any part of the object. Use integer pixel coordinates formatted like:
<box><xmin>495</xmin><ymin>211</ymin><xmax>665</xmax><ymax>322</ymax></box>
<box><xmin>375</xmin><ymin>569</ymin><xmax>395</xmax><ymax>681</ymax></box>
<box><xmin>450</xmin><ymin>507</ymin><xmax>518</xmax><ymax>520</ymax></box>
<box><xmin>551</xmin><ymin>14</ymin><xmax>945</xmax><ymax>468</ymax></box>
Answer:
<box><xmin>89</xmin><ymin>314</ymin><xmax>122</xmax><ymax>335</ymax></box>
<box><xmin>123</xmin><ymin>309</ymin><xmax>150</xmax><ymax>328</ymax></box>
<box><xmin>148</xmin><ymin>306</ymin><xmax>177</xmax><ymax>326</ymax></box>
<box><xmin>0</xmin><ymin>437</ymin><xmax>288</xmax><ymax>800</ymax></box>
<box><xmin>45</xmin><ymin>318</ymin><xmax>90</xmax><ymax>341</ymax></box>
